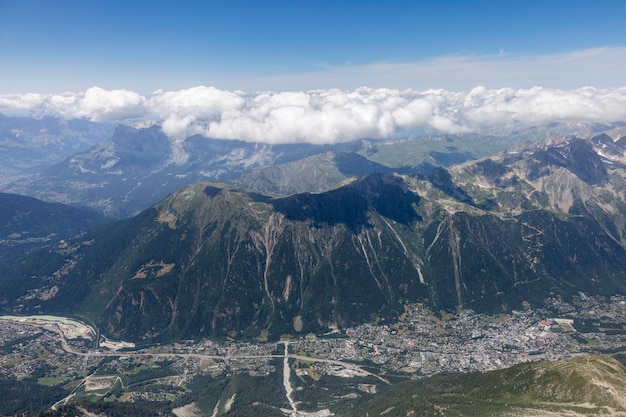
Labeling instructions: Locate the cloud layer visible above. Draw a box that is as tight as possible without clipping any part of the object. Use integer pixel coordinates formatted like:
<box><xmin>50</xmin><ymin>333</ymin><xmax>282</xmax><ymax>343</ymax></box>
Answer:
<box><xmin>2</xmin><ymin>85</ymin><xmax>626</xmax><ymax>144</ymax></box>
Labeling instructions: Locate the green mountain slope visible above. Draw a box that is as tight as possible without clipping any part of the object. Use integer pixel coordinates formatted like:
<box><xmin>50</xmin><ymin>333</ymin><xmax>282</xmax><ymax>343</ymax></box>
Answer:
<box><xmin>1</xmin><ymin>174</ymin><xmax>427</xmax><ymax>341</ymax></box>
<box><xmin>235</xmin><ymin>151</ymin><xmax>392</xmax><ymax>195</ymax></box>
<box><xmin>342</xmin><ymin>354</ymin><xmax>626</xmax><ymax>417</ymax></box>
<box><xmin>0</xmin><ymin>192</ymin><xmax>109</xmax><ymax>272</ymax></box>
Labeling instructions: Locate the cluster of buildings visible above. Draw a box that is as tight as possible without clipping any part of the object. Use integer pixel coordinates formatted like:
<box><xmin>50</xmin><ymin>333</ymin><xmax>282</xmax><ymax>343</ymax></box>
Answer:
<box><xmin>0</xmin><ymin>294</ymin><xmax>624</xmax><ymax>403</ymax></box>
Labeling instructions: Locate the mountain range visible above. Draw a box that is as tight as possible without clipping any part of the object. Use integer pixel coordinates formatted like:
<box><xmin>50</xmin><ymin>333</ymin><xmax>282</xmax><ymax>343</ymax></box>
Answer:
<box><xmin>1</xmin><ymin>119</ymin><xmax>586</xmax><ymax>219</ymax></box>
<box><xmin>0</xmin><ymin>113</ymin><xmax>114</xmax><ymax>186</ymax></box>
<box><xmin>2</xmin><ymin>131</ymin><xmax>626</xmax><ymax>342</ymax></box>
<box><xmin>2</xmin><ymin>116</ymin><xmax>626</xmax><ymax>416</ymax></box>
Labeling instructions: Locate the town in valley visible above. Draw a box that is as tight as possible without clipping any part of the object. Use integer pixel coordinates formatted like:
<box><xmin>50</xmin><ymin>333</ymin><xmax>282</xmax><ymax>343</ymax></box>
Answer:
<box><xmin>1</xmin><ymin>294</ymin><xmax>625</xmax><ymax>415</ymax></box>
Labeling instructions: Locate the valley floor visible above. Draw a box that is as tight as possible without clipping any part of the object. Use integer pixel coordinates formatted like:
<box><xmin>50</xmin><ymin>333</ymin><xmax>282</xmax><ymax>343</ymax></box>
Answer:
<box><xmin>1</xmin><ymin>294</ymin><xmax>625</xmax><ymax>416</ymax></box>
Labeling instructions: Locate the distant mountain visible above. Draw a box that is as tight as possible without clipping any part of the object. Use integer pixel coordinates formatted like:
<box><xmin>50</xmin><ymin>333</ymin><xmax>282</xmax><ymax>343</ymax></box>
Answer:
<box><xmin>0</xmin><ymin>113</ymin><xmax>114</xmax><ymax>185</ymax></box>
<box><xmin>3</xmin><ymin>130</ymin><xmax>626</xmax><ymax>342</ymax></box>
<box><xmin>1</xmin><ymin>123</ymin><xmax>550</xmax><ymax>218</ymax></box>
<box><xmin>2</xmin><ymin>125</ymin><xmax>363</xmax><ymax>218</ymax></box>
<box><xmin>450</xmin><ymin>133</ymin><xmax>626</xmax><ymax>230</ymax></box>
<box><xmin>355</xmin><ymin>133</ymin><xmax>510</xmax><ymax>171</ymax></box>
<box><xmin>475</xmin><ymin>120</ymin><xmax>626</xmax><ymax>142</ymax></box>
<box><xmin>235</xmin><ymin>151</ymin><xmax>392</xmax><ymax>195</ymax></box>
<box><xmin>0</xmin><ymin>192</ymin><xmax>108</xmax><ymax>272</ymax></box>
<box><xmin>342</xmin><ymin>354</ymin><xmax>626</xmax><ymax>416</ymax></box>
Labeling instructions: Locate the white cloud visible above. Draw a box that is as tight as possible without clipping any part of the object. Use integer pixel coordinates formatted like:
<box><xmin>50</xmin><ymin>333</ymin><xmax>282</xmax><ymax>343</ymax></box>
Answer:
<box><xmin>78</xmin><ymin>87</ymin><xmax>145</xmax><ymax>121</ymax></box>
<box><xmin>1</xmin><ymin>85</ymin><xmax>626</xmax><ymax>144</ymax></box>
<box><xmin>0</xmin><ymin>87</ymin><xmax>145</xmax><ymax>122</ymax></box>
<box><xmin>0</xmin><ymin>93</ymin><xmax>48</xmax><ymax>112</ymax></box>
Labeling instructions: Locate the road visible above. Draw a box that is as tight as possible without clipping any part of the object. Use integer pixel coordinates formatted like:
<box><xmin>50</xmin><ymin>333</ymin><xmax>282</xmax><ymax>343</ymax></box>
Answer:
<box><xmin>2</xmin><ymin>317</ymin><xmax>390</xmax><ymax>413</ymax></box>
<box><xmin>50</xmin><ymin>326</ymin><xmax>390</xmax><ymax>385</ymax></box>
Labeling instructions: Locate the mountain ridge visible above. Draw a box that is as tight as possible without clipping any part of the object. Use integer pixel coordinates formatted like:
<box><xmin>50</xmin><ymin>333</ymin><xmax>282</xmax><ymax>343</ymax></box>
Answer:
<box><xmin>2</xmin><ymin>122</ymin><xmax>582</xmax><ymax>218</ymax></box>
<box><xmin>3</xmin><ymin>135</ymin><xmax>626</xmax><ymax>341</ymax></box>
<box><xmin>342</xmin><ymin>354</ymin><xmax>626</xmax><ymax>417</ymax></box>
<box><xmin>0</xmin><ymin>192</ymin><xmax>109</xmax><ymax>273</ymax></box>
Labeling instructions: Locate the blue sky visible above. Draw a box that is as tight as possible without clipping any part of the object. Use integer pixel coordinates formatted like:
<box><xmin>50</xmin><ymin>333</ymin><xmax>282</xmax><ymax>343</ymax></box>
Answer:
<box><xmin>2</xmin><ymin>0</ymin><xmax>626</xmax><ymax>93</ymax></box>
<box><xmin>2</xmin><ymin>0</ymin><xmax>626</xmax><ymax>143</ymax></box>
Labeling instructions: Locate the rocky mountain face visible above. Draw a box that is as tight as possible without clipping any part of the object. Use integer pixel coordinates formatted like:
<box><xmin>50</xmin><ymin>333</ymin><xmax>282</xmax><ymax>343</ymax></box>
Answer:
<box><xmin>2</xmin><ymin>125</ymin><xmax>366</xmax><ymax>218</ymax></box>
<box><xmin>0</xmin><ymin>114</ymin><xmax>114</xmax><ymax>186</ymax></box>
<box><xmin>3</xmin><ymin>125</ymin><xmax>183</xmax><ymax>218</ymax></box>
<box><xmin>3</xmin><ymin>132</ymin><xmax>626</xmax><ymax>342</ymax></box>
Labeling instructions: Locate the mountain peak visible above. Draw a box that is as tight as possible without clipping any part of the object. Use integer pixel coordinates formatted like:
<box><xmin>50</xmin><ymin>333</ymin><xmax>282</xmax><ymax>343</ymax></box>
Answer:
<box><xmin>272</xmin><ymin>172</ymin><xmax>421</xmax><ymax>230</ymax></box>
